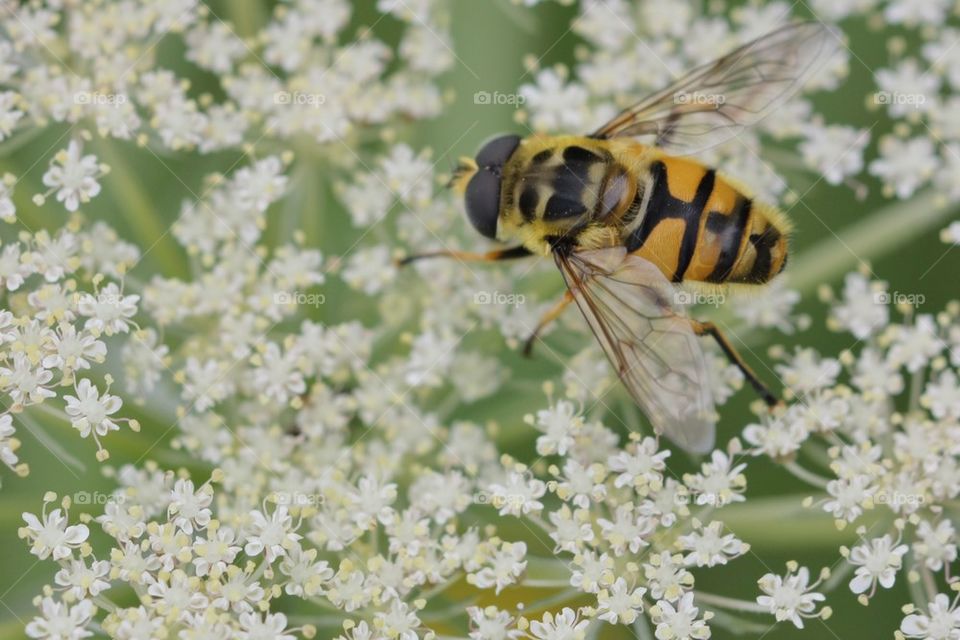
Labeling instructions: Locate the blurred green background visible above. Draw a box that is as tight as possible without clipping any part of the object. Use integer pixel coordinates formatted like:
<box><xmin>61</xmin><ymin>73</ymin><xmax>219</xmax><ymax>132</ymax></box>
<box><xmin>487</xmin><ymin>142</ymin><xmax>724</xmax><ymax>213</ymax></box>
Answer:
<box><xmin>1</xmin><ymin>1</ymin><xmax>956</xmax><ymax>638</ymax></box>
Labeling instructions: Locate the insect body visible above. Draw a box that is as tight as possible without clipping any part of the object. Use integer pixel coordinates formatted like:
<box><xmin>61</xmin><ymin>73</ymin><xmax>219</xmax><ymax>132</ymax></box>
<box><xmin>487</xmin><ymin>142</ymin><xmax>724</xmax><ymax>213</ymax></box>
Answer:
<box><xmin>489</xmin><ymin>135</ymin><xmax>791</xmax><ymax>286</ymax></box>
<box><xmin>404</xmin><ymin>22</ymin><xmax>838</xmax><ymax>453</ymax></box>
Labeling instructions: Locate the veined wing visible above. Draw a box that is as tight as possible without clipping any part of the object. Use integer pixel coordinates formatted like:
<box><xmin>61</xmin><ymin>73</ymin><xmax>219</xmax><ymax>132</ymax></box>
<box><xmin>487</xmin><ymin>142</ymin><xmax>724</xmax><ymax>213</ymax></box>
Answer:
<box><xmin>591</xmin><ymin>22</ymin><xmax>840</xmax><ymax>155</ymax></box>
<box><xmin>555</xmin><ymin>246</ymin><xmax>716</xmax><ymax>453</ymax></box>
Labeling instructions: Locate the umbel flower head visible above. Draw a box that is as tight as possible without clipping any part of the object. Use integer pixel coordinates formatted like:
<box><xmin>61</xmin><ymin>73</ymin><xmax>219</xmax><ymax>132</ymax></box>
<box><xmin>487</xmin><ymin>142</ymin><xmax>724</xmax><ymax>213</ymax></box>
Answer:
<box><xmin>0</xmin><ymin>1</ymin><xmax>958</xmax><ymax>640</ymax></box>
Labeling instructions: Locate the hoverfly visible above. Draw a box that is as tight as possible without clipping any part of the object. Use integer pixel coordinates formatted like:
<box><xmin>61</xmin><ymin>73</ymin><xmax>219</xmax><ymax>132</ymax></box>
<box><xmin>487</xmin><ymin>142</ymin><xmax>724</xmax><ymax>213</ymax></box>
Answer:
<box><xmin>402</xmin><ymin>23</ymin><xmax>839</xmax><ymax>453</ymax></box>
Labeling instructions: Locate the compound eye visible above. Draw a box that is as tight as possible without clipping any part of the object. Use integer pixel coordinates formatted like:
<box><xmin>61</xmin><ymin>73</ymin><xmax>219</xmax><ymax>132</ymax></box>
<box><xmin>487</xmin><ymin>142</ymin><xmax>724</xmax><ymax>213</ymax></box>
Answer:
<box><xmin>476</xmin><ymin>134</ymin><xmax>521</xmax><ymax>168</ymax></box>
<box><xmin>464</xmin><ymin>169</ymin><xmax>500</xmax><ymax>239</ymax></box>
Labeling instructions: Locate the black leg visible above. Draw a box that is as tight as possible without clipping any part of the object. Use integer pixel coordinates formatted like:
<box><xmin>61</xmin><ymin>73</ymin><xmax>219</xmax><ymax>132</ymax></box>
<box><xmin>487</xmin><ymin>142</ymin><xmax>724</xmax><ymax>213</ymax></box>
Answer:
<box><xmin>397</xmin><ymin>245</ymin><xmax>531</xmax><ymax>266</ymax></box>
<box><xmin>523</xmin><ymin>291</ymin><xmax>574</xmax><ymax>357</ymax></box>
<box><xmin>692</xmin><ymin>320</ymin><xmax>779</xmax><ymax>407</ymax></box>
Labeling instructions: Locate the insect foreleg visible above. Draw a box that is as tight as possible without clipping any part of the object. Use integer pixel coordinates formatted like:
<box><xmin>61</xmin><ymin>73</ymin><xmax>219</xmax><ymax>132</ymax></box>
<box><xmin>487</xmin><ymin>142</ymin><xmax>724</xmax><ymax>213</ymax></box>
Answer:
<box><xmin>691</xmin><ymin>319</ymin><xmax>779</xmax><ymax>407</ymax></box>
<box><xmin>397</xmin><ymin>245</ymin><xmax>531</xmax><ymax>266</ymax></box>
<box><xmin>523</xmin><ymin>290</ymin><xmax>575</xmax><ymax>357</ymax></box>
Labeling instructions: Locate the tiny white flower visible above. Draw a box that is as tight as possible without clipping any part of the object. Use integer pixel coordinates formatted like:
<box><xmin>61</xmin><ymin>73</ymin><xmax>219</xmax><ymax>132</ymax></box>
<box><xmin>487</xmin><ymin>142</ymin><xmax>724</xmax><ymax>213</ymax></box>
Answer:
<box><xmin>168</xmin><ymin>479</ymin><xmax>212</xmax><ymax>535</ymax></box>
<box><xmin>25</xmin><ymin>597</ymin><xmax>95</xmax><ymax>640</ymax></box>
<box><xmin>848</xmin><ymin>534</ymin><xmax>908</xmax><ymax>595</ymax></box>
<box><xmin>757</xmin><ymin>566</ymin><xmax>826</xmax><ymax>629</ymax></box>
<box><xmin>799</xmin><ymin>124</ymin><xmax>869</xmax><ymax>184</ymax></box>
<box><xmin>652</xmin><ymin>592</ymin><xmax>711</xmax><ymax>640</ymax></box>
<box><xmin>912</xmin><ymin>520</ymin><xmax>958</xmax><ymax>572</ymax></box>
<box><xmin>534</xmin><ymin>399</ymin><xmax>583</xmax><ymax>456</ymax></box>
<box><xmin>21</xmin><ymin>508</ymin><xmax>89</xmax><ymax>560</ymax></box>
<box><xmin>63</xmin><ymin>379</ymin><xmax>123</xmax><ymax>439</ymax></box>
<box><xmin>489</xmin><ymin>471</ymin><xmax>547</xmax><ymax>517</ymax></box>
<box><xmin>77</xmin><ymin>283</ymin><xmax>139</xmax><ymax>335</ymax></box>
<box><xmin>679</xmin><ymin>520</ymin><xmax>746</xmax><ymax>567</ymax></box>
<box><xmin>244</xmin><ymin>505</ymin><xmax>302</xmax><ymax>562</ymax></box>
<box><xmin>528</xmin><ymin>607</ymin><xmax>589</xmax><ymax>640</ymax></box>
<box><xmin>596</xmin><ymin>577</ymin><xmax>646</xmax><ymax>624</ymax></box>
<box><xmin>520</xmin><ymin>69</ymin><xmax>590</xmax><ymax>132</ymax></box>
<box><xmin>54</xmin><ymin>559</ymin><xmax>110</xmax><ymax>599</ymax></box>
<box><xmin>41</xmin><ymin>141</ymin><xmax>103</xmax><ymax>212</ymax></box>
<box><xmin>471</xmin><ymin>541</ymin><xmax>527</xmax><ymax>594</ymax></box>
<box><xmin>901</xmin><ymin>593</ymin><xmax>960</xmax><ymax>640</ymax></box>
<box><xmin>869</xmin><ymin>136</ymin><xmax>938</xmax><ymax>199</ymax></box>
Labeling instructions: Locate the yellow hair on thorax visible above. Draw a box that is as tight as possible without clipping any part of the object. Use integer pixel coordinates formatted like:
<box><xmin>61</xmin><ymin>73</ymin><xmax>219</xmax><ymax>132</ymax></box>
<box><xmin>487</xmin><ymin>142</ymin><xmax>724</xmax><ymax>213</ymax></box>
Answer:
<box><xmin>449</xmin><ymin>157</ymin><xmax>477</xmax><ymax>194</ymax></box>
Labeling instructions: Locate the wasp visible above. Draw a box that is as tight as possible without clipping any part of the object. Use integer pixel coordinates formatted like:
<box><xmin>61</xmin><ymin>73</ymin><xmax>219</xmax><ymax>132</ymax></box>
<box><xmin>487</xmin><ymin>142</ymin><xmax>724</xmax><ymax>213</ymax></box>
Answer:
<box><xmin>401</xmin><ymin>23</ymin><xmax>838</xmax><ymax>453</ymax></box>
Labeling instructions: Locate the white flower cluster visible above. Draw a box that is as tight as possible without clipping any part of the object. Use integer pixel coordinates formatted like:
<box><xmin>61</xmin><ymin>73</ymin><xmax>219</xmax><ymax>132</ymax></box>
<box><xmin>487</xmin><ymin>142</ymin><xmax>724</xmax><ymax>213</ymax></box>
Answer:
<box><xmin>0</xmin><ymin>219</ymin><xmax>140</xmax><ymax>474</ymax></box>
<box><xmin>741</xmin><ymin>269</ymin><xmax>960</xmax><ymax>636</ymax></box>
<box><xmin>5</xmin><ymin>0</ymin><xmax>960</xmax><ymax>639</ymax></box>
<box><xmin>0</xmin><ymin>0</ymin><xmax>448</xmax><ymax>155</ymax></box>
<box><xmin>18</xmin><ymin>141</ymin><xmax>757</xmax><ymax>637</ymax></box>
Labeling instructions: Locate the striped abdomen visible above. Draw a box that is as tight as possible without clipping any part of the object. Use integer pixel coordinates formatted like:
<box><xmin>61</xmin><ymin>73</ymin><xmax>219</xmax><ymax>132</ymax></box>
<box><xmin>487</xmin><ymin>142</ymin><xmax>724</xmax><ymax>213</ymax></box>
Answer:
<box><xmin>623</xmin><ymin>156</ymin><xmax>788</xmax><ymax>285</ymax></box>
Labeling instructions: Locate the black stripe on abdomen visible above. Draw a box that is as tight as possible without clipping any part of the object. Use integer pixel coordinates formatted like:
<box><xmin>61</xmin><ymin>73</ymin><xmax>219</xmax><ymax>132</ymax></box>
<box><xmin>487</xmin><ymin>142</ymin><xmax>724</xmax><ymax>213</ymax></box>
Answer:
<box><xmin>706</xmin><ymin>197</ymin><xmax>751</xmax><ymax>283</ymax></box>
<box><xmin>625</xmin><ymin>162</ymin><xmax>713</xmax><ymax>275</ymax></box>
<box><xmin>673</xmin><ymin>169</ymin><xmax>715</xmax><ymax>282</ymax></box>
<box><xmin>747</xmin><ymin>226</ymin><xmax>781</xmax><ymax>283</ymax></box>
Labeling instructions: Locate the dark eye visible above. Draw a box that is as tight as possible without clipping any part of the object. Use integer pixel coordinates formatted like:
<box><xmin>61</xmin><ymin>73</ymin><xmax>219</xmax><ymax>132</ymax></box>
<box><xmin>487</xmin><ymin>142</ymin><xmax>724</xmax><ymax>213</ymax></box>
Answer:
<box><xmin>476</xmin><ymin>134</ymin><xmax>521</xmax><ymax>168</ymax></box>
<box><xmin>464</xmin><ymin>134</ymin><xmax>521</xmax><ymax>240</ymax></box>
<box><xmin>465</xmin><ymin>169</ymin><xmax>500</xmax><ymax>239</ymax></box>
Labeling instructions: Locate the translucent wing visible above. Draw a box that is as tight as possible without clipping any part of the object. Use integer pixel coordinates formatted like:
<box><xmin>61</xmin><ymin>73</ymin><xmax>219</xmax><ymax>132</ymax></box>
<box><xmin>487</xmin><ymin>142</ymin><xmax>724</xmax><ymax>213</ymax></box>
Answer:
<box><xmin>591</xmin><ymin>22</ymin><xmax>840</xmax><ymax>155</ymax></box>
<box><xmin>555</xmin><ymin>246</ymin><xmax>715</xmax><ymax>453</ymax></box>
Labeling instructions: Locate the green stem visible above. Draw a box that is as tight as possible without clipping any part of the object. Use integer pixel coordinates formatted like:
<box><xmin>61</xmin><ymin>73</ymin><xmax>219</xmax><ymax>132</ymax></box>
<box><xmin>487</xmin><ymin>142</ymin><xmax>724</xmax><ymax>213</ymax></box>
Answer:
<box><xmin>19</xmin><ymin>405</ymin><xmax>87</xmax><ymax>473</ymax></box>
<box><xmin>786</xmin><ymin>189</ymin><xmax>955</xmax><ymax>294</ymax></box>
<box><xmin>416</xmin><ymin>572</ymin><xmax>463</xmax><ymax>601</ymax></box>
<box><xmin>718</xmin><ymin>494</ymin><xmax>887</xmax><ymax>549</ymax></box>
<box><xmin>695</xmin><ymin>591</ymin><xmax>767</xmax><ymax>614</ymax></box>
<box><xmin>782</xmin><ymin>460</ymin><xmax>831</xmax><ymax>489</ymax></box>
<box><xmin>522</xmin><ymin>578</ymin><xmax>572</xmax><ymax>588</ymax></box>
<box><xmin>91</xmin><ymin>139</ymin><xmax>187</xmax><ymax>278</ymax></box>
<box><xmin>634</xmin><ymin>615</ymin><xmax>656</xmax><ymax>640</ymax></box>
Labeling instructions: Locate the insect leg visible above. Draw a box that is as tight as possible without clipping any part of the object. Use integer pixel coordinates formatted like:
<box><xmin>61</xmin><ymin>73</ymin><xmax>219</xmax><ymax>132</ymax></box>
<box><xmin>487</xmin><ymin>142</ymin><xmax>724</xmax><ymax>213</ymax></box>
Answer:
<box><xmin>523</xmin><ymin>291</ymin><xmax>575</xmax><ymax>357</ymax></box>
<box><xmin>691</xmin><ymin>320</ymin><xmax>779</xmax><ymax>407</ymax></box>
<box><xmin>397</xmin><ymin>245</ymin><xmax>531</xmax><ymax>266</ymax></box>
